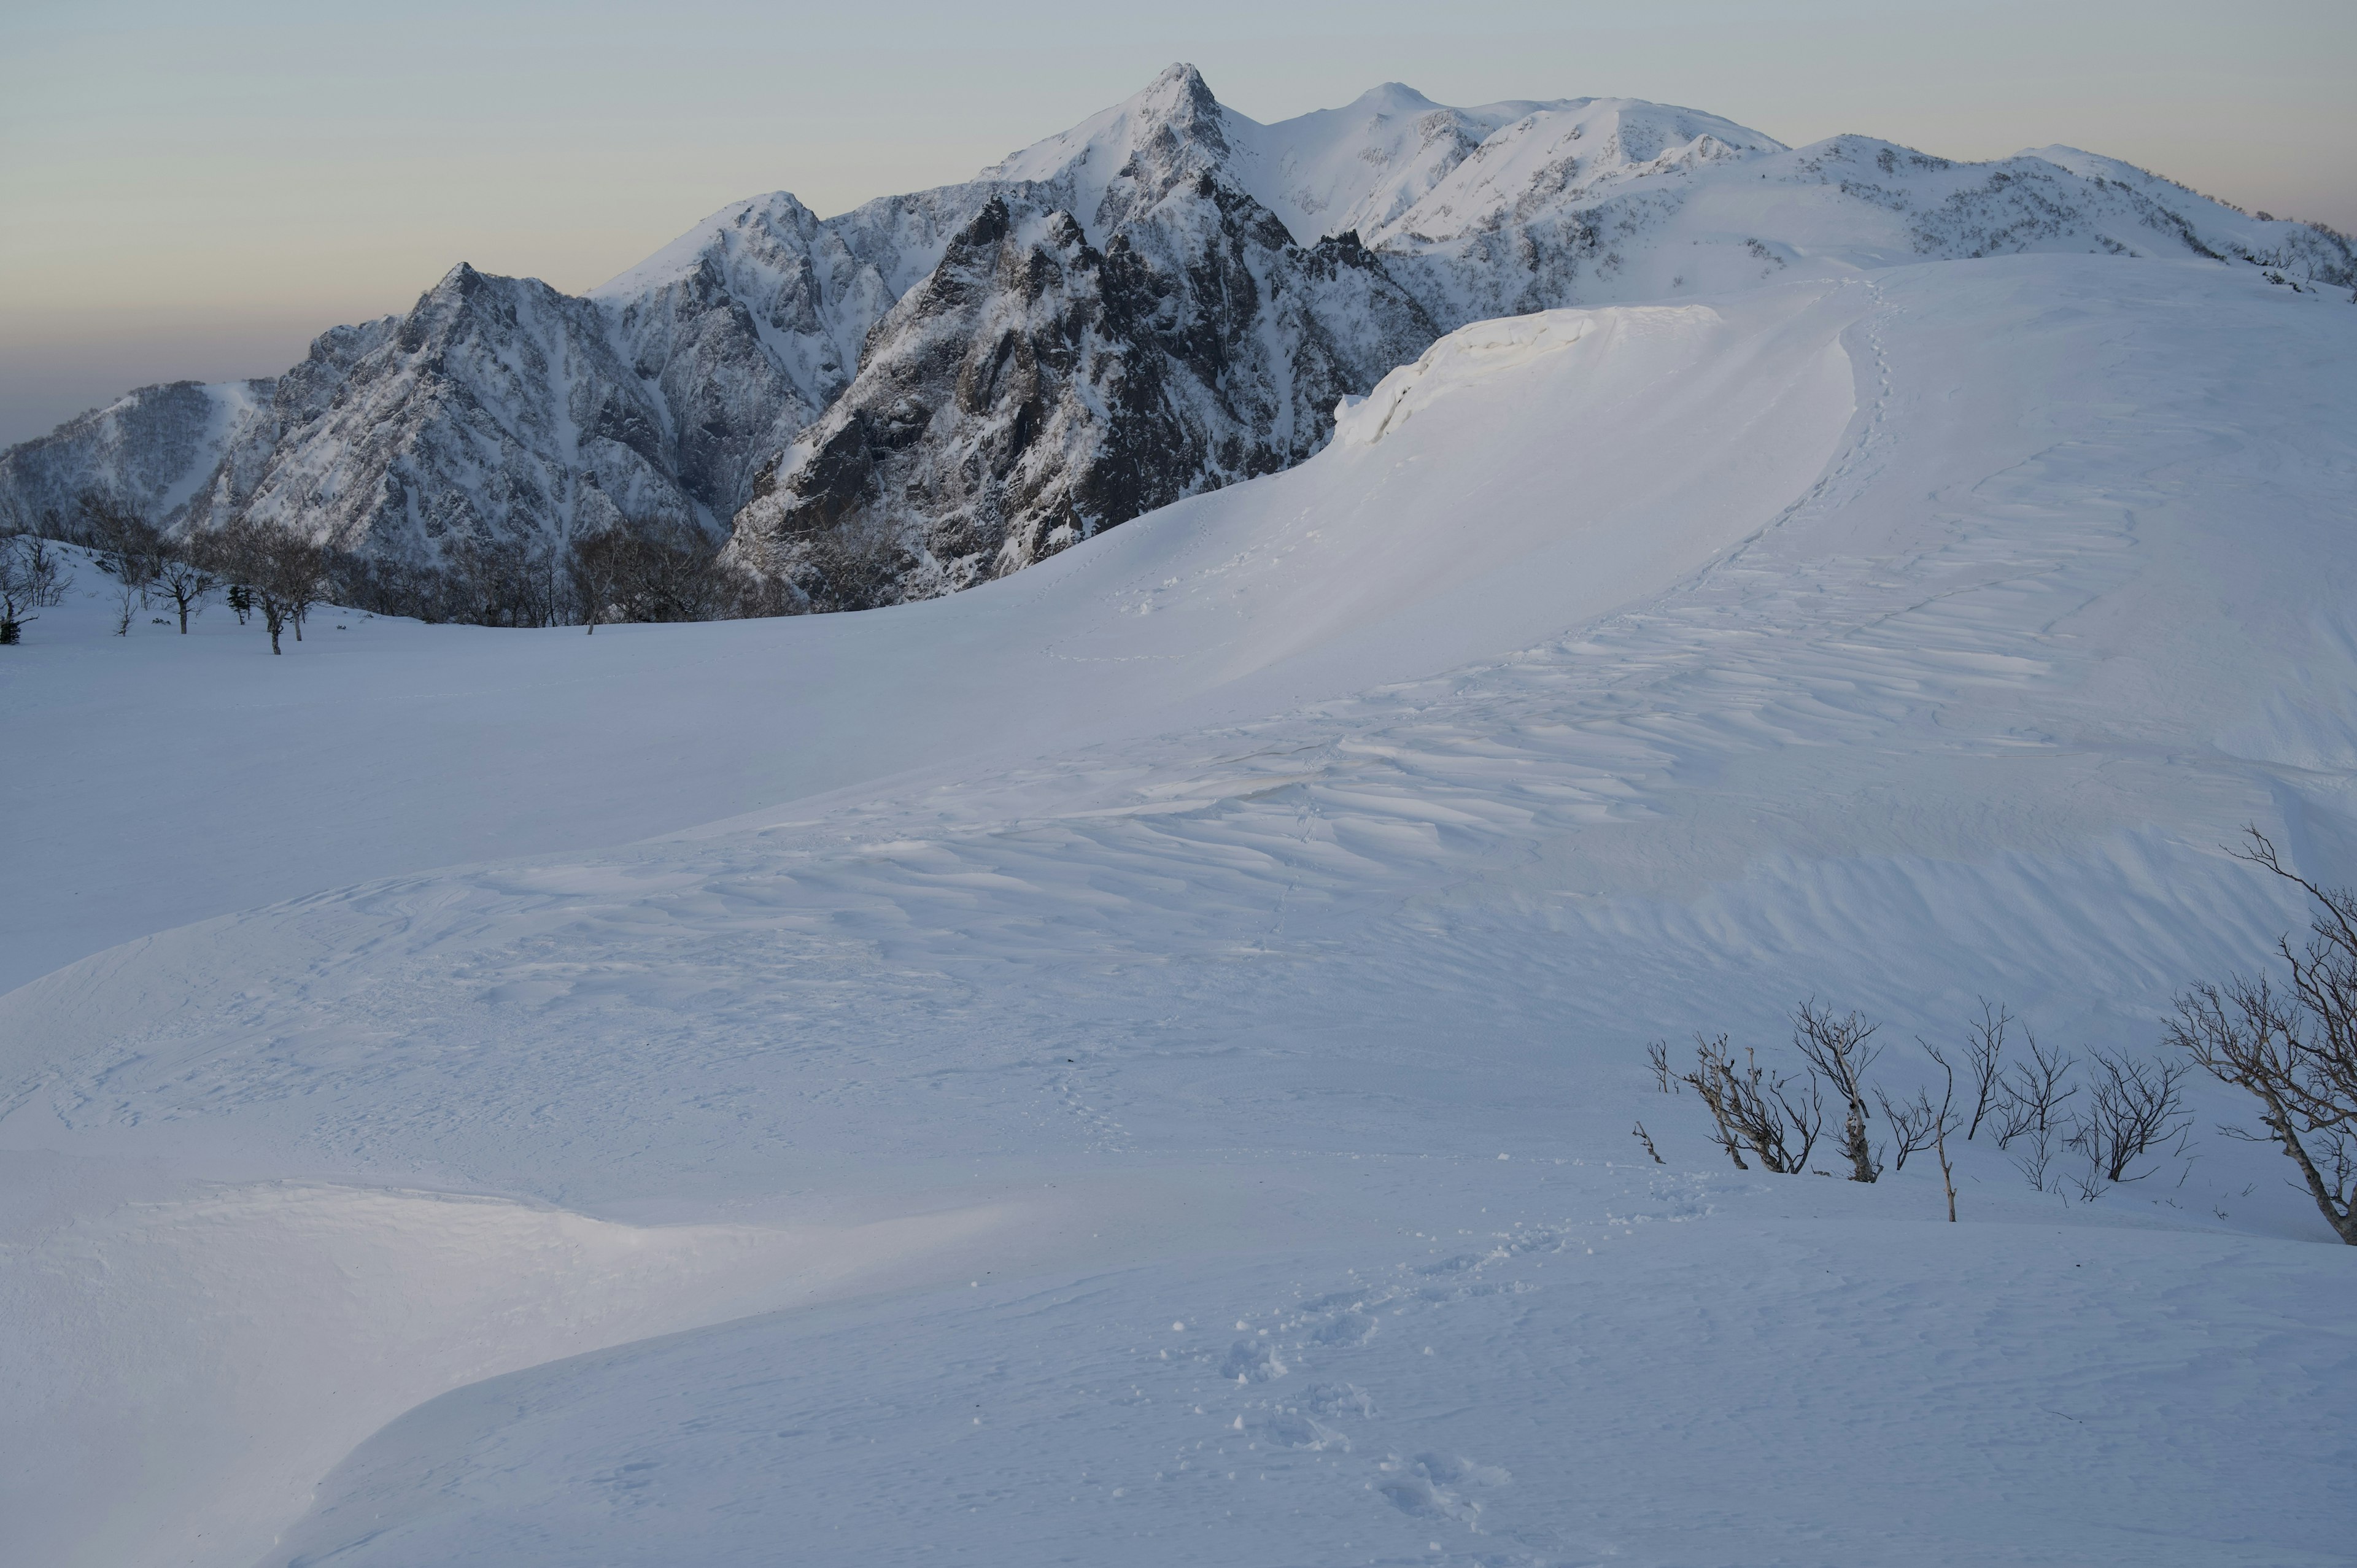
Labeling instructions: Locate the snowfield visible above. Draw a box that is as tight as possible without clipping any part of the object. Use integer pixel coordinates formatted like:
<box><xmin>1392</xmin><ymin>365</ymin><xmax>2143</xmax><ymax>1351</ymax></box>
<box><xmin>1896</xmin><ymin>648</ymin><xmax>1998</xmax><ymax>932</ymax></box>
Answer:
<box><xmin>4</xmin><ymin>253</ymin><xmax>2355</xmax><ymax>1566</ymax></box>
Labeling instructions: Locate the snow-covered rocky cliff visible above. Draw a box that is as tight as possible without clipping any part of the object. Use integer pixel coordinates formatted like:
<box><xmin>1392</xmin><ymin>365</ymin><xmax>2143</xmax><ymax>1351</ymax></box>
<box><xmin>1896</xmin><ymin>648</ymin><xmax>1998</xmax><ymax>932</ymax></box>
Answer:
<box><xmin>4</xmin><ymin>64</ymin><xmax>2349</xmax><ymax>616</ymax></box>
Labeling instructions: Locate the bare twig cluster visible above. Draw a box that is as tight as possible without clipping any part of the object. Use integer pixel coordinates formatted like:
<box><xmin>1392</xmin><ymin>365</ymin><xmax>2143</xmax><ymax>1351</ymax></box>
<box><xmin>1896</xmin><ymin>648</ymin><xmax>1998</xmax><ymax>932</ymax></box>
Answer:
<box><xmin>2170</xmin><ymin>830</ymin><xmax>2357</xmax><ymax>1244</ymax></box>
<box><xmin>1671</xmin><ymin>1033</ymin><xmax>1822</xmax><ymax>1174</ymax></box>
<box><xmin>1644</xmin><ymin>995</ymin><xmax>2194</xmax><ymax>1215</ymax></box>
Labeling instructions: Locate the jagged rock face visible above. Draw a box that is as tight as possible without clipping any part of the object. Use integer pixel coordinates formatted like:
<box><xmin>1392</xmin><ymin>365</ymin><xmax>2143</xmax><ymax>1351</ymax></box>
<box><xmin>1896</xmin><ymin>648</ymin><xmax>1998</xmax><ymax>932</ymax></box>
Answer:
<box><xmin>4</xmin><ymin>61</ymin><xmax>2350</xmax><ymax>617</ymax></box>
<box><xmin>220</xmin><ymin>265</ymin><xmax>702</xmax><ymax>565</ymax></box>
<box><xmin>592</xmin><ymin>192</ymin><xmax>898</xmax><ymax>522</ymax></box>
<box><xmin>179</xmin><ymin>318</ymin><xmax>398</xmax><ymax>535</ymax></box>
<box><xmin>728</xmin><ymin>168</ymin><xmax>1438</xmax><ymax>603</ymax></box>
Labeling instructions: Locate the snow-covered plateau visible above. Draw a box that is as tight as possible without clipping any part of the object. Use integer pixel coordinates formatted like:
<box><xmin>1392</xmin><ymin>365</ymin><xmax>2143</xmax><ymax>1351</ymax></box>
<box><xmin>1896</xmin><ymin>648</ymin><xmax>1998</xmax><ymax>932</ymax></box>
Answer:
<box><xmin>3</xmin><ymin>76</ymin><xmax>2356</xmax><ymax>1568</ymax></box>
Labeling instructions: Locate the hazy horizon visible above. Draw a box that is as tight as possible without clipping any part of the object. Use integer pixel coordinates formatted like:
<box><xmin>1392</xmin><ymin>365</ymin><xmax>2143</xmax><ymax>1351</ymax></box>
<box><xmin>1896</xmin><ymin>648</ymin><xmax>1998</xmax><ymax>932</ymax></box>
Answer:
<box><xmin>6</xmin><ymin>0</ymin><xmax>2350</xmax><ymax>449</ymax></box>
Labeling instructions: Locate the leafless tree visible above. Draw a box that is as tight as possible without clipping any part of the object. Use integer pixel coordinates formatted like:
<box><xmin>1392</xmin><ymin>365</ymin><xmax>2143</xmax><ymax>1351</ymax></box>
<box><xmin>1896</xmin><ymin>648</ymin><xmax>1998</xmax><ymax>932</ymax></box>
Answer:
<box><xmin>204</xmin><ymin>519</ymin><xmax>323</xmax><ymax>654</ymax></box>
<box><xmin>570</xmin><ymin>528</ymin><xmax>629</xmax><ymax>634</ymax></box>
<box><xmin>437</xmin><ymin>534</ymin><xmax>567</xmax><ymax>628</ymax></box>
<box><xmin>82</xmin><ymin>495</ymin><xmax>165</xmax><ymax>636</ymax></box>
<box><xmin>1677</xmin><ymin>1033</ymin><xmax>1823</xmax><ymax>1174</ymax></box>
<box><xmin>84</xmin><ymin>494</ymin><xmax>160</xmax><ymax>586</ymax></box>
<box><xmin>2011</xmin><ymin>1118</ymin><xmax>2061</xmax><ymax>1192</ymax></box>
<box><xmin>1991</xmin><ymin>1029</ymin><xmax>2077</xmax><ymax>1191</ymax></box>
<box><xmin>2168</xmin><ymin>829</ymin><xmax>2357</xmax><ymax>1243</ymax></box>
<box><xmin>569</xmin><ymin>519</ymin><xmax>734</xmax><ymax>627</ymax></box>
<box><xmin>1992</xmin><ymin>1031</ymin><xmax>2076</xmax><ymax>1149</ymax></box>
<box><xmin>1631</xmin><ymin>1121</ymin><xmax>1664</xmax><ymax>1164</ymax></box>
<box><xmin>0</xmin><ymin>531</ymin><xmax>72</xmax><ymax>644</ymax></box>
<box><xmin>2066</xmin><ymin>1049</ymin><xmax>2191</xmax><ymax>1183</ymax></box>
<box><xmin>1959</xmin><ymin>999</ymin><xmax>2011</xmax><ymax>1139</ymax></box>
<box><xmin>1920</xmin><ymin>1047</ymin><xmax>1962</xmax><ymax>1220</ymax></box>
<box><xmin>280</xmin><ymin>537</ymin><xmax>326</xmax><ymax>642</ymax></box>
<box><xmin>149</xmin><ymin>546</ymin><xmax>222</xmax><ymax>634</ymax></box>
<box><xmin>80</xmin><ymin>494</ymin><xmax>162</xmax><ymax>578</ymax></box>
<box><xmin>1793</xmin><ymin>1002</ymin><xmax>1883</xmax><ymax>1181</ymax></box>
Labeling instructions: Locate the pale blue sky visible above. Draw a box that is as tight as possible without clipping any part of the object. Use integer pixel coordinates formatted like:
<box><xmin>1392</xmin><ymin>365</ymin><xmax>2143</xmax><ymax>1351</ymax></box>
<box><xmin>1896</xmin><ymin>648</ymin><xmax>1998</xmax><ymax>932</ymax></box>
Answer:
<box><xmin>4</xmin><ymin>0</ymin><xmax>2350</xmax><ymax>446</ymax></box>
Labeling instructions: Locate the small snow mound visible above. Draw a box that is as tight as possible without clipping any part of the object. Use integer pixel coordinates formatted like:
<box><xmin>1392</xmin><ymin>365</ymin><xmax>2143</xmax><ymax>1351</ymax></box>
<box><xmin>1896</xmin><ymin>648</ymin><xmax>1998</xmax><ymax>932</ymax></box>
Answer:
<box><xmin>1335</xmin><ymin>309</ymin><xmax>1695</xmax><ymax>446</ymax></box>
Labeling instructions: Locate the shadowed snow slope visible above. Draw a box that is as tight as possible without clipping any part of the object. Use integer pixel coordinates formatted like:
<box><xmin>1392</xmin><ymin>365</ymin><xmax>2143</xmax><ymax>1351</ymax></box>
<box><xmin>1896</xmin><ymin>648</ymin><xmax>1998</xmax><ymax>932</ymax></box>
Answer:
<box><xmin>3</xmin><ymin>254</ymin><xmax>2355</xmax><ymax>1568</ymax></box>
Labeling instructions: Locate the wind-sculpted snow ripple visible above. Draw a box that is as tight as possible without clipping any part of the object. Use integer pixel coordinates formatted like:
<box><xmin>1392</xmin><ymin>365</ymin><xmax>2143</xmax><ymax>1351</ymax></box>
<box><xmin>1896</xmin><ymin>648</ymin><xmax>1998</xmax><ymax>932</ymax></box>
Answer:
<box><xmin>15</xmin><ymin>261</ymin><xmax>2347</xmax><ymax>1209</ymax></box>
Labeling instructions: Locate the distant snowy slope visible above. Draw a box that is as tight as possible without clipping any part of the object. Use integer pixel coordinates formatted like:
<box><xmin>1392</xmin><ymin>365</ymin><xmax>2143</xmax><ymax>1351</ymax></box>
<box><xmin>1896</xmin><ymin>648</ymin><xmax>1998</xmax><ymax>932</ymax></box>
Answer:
<box><xmin>4</xmin><ymin>254</ymin><xmax>2354</xmax><ymax>1568</ymax></box>
<box><xmin>0</xmin><ymin>377</ymin><xmax>273</xmax><ymax>531</ymax></box>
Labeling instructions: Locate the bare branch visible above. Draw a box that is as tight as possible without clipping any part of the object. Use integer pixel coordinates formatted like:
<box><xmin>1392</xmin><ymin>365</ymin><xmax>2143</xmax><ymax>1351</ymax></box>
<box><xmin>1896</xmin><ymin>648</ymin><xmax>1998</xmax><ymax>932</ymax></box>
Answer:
<box><xmin>1793</xmin><ymin>1001</ymin><xmax>1881</xmax><ymax>1182</ymax></box>
<box><xmin>1646</xmin><ymin>1038</ymin><xmax>1675</xmax><ymax>1094</ymax></box>
<box><xmin>1960</xmin><ymin>998</ymin><xmax>2010</xmax><ymax>1139</ymax></box>
<box><xmin>1676</xmin><ymin>1034</ymin><xmax>1821</xmax><ymax>1175</ymax></box>
<box><xmin>1992</xmin><ymin>1029</ymin><xmax>2076</xmax><ymax>1151</ymax></box>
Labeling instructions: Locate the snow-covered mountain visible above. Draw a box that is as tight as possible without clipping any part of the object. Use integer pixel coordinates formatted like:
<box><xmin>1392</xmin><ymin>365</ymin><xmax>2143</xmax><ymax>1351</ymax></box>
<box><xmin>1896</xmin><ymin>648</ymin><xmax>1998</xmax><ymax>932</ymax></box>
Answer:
<box><xmin>4</xmin><ymin>65</ymin><xmax>2349</xmax><ymax>617</ymax></box>
<box><xmin>728</xmin><ymin>68</ymin><xmax>1439</xmax><ymax>601</ymax></box>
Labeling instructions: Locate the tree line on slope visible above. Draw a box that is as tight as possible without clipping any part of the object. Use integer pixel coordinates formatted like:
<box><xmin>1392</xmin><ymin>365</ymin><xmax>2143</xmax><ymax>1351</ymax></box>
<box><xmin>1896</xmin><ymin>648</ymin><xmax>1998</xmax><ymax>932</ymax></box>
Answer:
<box><xmin>1636</xmin><ymin>831</ymin><xmax>2357</xmax><ymax>1245</ymax></box>
<box><xmin>0</xmin><ymin>494</ymin><xmax>793</xmax><ymax>647</ymax></box>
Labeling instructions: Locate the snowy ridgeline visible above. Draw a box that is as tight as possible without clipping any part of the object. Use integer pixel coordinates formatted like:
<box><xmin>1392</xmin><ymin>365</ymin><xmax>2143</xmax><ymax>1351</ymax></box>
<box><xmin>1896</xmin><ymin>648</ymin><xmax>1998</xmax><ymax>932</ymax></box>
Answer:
<box><xmin>3</xmin><ymin>255</ymin><xmax>2355</xmax><ymax>1567</ymax></box>
<box><xmin>4</xmin><ymin>64</ymin><xmax>2351</xmax><ymax>623</ymax></box>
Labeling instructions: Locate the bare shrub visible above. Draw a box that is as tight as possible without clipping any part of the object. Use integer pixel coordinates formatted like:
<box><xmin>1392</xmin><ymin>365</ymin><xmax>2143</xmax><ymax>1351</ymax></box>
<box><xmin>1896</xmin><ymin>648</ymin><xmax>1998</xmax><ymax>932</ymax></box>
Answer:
<box><xmin>1987</xmin><ymin>1030</ymin><xmax>2076</xmax><ymax>1191</ymax></box>
<box><xmin>1676</xmin><ymin>1033</ymin><xmax>1822</xmax><ymax>1174</ymax></box>
<box><xmin>1645</xmin><ymin>1038</ymin><xmax>1675</xmax><ymax>1094</ymax></box>
<box><xmin>1992</xmin><ymin>1032</ymin><xmax>2076</xmax><ymax>1148</ymax></box>
<box><xmin>2067</xmin><ymin>1049</ymin><xmax>2191</xmax><ymax>1183</ymax></box>
<box><xmin>1793</xmin><ymin>1002</ymin><xmax>1883</xmax><ymax>1182</ymax></box>
<box><xmin>2169</xmin><ymin>830</ymin><xmax>2357</xmax><ymax>1243</ymax></box>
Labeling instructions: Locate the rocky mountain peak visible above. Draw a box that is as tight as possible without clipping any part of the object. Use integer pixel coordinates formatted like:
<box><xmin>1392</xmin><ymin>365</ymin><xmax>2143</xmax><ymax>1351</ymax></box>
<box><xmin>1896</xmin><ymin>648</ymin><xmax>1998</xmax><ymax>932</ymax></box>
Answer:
<box><xmin>1134</xmin><ymin>61</ymin><xmax>1221</xmax><ymax>129</ymax></box>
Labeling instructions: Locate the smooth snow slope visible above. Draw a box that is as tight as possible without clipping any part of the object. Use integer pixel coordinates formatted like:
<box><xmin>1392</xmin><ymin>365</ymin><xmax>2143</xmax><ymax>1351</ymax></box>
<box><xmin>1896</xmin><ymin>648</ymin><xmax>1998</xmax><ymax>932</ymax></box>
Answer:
<box><xmin>0</xmin><ymin>282</ymin><xmax>1850</xmax><ymax>994</ymax></box>
<box><xmin>4</xmin><ymin>255</ymin><xmax>2356</xmax><ymax>1568</ymax></box>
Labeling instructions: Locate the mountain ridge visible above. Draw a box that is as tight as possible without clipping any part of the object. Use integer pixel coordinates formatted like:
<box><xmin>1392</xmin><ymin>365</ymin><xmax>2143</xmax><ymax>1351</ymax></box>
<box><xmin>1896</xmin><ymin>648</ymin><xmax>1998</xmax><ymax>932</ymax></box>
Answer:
<box><xmin>4</xmin><ymin>64</ymin><xmax>2348</xmax><ymax>620</ymax></box>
